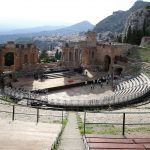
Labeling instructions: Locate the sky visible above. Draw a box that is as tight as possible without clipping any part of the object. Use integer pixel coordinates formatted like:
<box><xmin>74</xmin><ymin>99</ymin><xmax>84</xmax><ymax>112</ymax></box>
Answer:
<box><xmin>0</xmin><ymin>0</ymin><xmax>148</xmax><ymax>30</ymax></box>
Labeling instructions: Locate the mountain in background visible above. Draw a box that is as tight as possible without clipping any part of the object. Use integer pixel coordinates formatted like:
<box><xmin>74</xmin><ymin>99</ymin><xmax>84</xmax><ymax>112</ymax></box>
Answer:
<box><xmin>37</xmin><ymin>21</ymin><xmax>94</xmax><ymax>35</ymax></box>
<box><xmin>60</xmin><ymin>21</ymin><xmax>94</xmax><ymax>32</ymax></box>
<box><xmin>94</xmin><ymin>0</ymin><xmax>150</xmax><ymax>33</ymax></box>
<box><xmin>0</xmin><ymin>25</ymin><xmax>66</xmax><ymax>35</ymax></box>
<box><xmin>0</xmin><ymin>21</ymin><xmax>94</xmax><ymax>43</ymax></box>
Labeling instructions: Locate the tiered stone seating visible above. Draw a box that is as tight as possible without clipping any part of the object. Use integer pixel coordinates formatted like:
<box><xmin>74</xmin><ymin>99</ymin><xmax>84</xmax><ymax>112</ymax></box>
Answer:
<box><xmin>0</xmin><ymin>99</ymin><xmax>64</xmax><ymax>150</ymax></box>
<box><xmin>0</xmin><ymin>118</ymin><xmax>62</xmax><ymax>150</ymax></box>
<box><xmin>114</xmin><ymin>73</ymin><xmax>150</xmax><ymax>101</ymax></box>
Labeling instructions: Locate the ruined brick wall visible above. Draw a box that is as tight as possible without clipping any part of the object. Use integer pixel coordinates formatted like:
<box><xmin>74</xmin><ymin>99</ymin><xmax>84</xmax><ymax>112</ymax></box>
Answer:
<box><xmin>0</xmin><ymin>42</ymin><xmax>39</xmax><ymax>73</ymax></box>
<box><xmin>61</xmin><ymin>32</ymin><xmax>129</xmax><ymax>71</ymax></box>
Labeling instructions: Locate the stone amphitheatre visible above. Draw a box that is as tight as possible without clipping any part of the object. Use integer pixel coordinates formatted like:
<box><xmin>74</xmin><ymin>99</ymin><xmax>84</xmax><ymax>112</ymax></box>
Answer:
<box><xmin>0</xmin><ymin>31</ymin><xmax>150</xmax><ymax>150</ymax></box>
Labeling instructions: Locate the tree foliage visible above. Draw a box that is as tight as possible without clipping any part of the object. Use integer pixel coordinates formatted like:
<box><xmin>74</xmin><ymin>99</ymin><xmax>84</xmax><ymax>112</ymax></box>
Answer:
<box><xmin>116</xmin><ymin>34</ymin><xmax>122</xmax><ymax>43</ymax></box>
<box><xmin>55</xmin><ymin>49</ymin><xmax>62</xmax><ymax>60</ymax></box>
<box><xmin>123</xmin><ymin>23</ymin><xmax>150</xmax><ymax>45</ymax></box>
<box><xmin>39</xmin><ymin>49</ymin><xmax>56</xmax><ymax>63</ymax></box>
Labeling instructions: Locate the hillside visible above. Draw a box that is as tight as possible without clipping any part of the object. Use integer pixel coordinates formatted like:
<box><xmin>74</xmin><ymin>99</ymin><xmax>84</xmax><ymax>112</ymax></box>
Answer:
<box><xmin>94</xmin><ymin>1</ymin><xmax>150</xmax><ymax>33</ymax></box>
<box><xmin>38</xmin><ymin>21</ymin><xmax>94</xmax><ymax>35</ymax></box>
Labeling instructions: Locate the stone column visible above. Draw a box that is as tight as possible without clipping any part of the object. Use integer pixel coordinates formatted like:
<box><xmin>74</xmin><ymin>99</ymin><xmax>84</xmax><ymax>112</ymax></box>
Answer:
<box><xmin>73</xmin><ymin>49</ymin><xmax>76</xmax><ymax>67</ymax></box>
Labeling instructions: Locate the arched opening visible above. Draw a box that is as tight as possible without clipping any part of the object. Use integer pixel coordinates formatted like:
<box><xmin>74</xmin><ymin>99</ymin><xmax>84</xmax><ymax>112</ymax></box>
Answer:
<box><xmin>114</xmin><ymin>67</ymin><xmax>123</xmax><ymax>76</ymax></box>
<box><xmin>31</xmin><ymin>53</ymin><xmax>35</xmax><ymax>63</ymax></box>
<box><xmin>24</xmin><ymin>55</ymin><xmax>28</xmax><ymax>64</ymax></box>
<box><xmin>114</xmin><ymin>55</ymin><xmax>128</xmax><ymax>64</ymax></box>
<box><xmin>92</xmin><ymin>51</ymin><xmax>94</xmax><ymax>59</ymax></box>
<box><xmin>104</xmin><ymin>55</ymin><xmax>111</xmax><ymax>72</ymax></box>
<box><xmin>75</xmin><ymin>49</ymin><xmax>78</xmax><ymax>61</ymax></box>
<box><xmin>65</xmin><ymin>43</ymin><xmax>69</xmax><ymax>48</ymax></box>
<box><xmin>4</xmin><ymin>52</ymin><xmax>14</xmax><ymax>66</ymax></box>
<box><xmin>69</xmin><ymin>51</ymin><xmax>73</xmax><ymax>62</ymax></box>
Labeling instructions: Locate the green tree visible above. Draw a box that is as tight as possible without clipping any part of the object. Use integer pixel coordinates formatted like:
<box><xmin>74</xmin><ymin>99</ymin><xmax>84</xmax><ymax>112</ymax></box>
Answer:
<box><xmin>55</xmin><ymin>49</ymin><xmax>59</xmax><ymax>60</ymax></box>
<box><xmin>124</xmin><ymin>25</ymin><xmax>144</xmax><ymax>45</ymax></box>
<box><xmin>143</xmin><ymin>18</ymin><xmax>146</xmax><ymax>35</ymax></box>
<box><xmin>126</xmin><ymin>26</ymin><xmax>132</xmax><ymax>43</ymax></box>
<box><xmin>39</xmin><ymin>49</ymin><xmax>51</xmax><ymax>63</ymax></box>
<box><xmin>123</xmin><ymin>35</ymin><xmax>127</xmax><ymax>43</ymax></box>
<box><xmin>58</xmin><ymin>51</ymin><xmax>62</xmax><ymax>60</ymax></box>
<box><xmin>137</xmin><ymin>29</ymin><xmax>144</xmax><ymax>45</ymax></box>
<box><xmin>117</xmin><ymin>34</ymin><xmax>122</xmax><ymax>43</ymax></box>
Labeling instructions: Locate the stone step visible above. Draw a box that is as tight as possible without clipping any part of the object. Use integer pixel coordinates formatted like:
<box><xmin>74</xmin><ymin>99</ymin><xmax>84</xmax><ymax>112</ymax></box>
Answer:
<box><xmin>0</xmin><ymin>118</ymin><xmax>62</xmax><ymax>150</ymax></box>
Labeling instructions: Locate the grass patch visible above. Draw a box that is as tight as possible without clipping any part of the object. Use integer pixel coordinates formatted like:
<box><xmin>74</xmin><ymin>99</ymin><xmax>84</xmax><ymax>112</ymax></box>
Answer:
<box><xmin>62</xmin><ymin>116</ymin><xmax>68</xmax><ymax>126</ymax></box>
<box><xmin>76</xmin><ymin>113</ymin><xmax>150</xmax><ymax>135</ymax></box>
<box><xmin>129</xmin><ymin>46</ymin><xmax>150</xmax><ymax>63</ymax></box>
<box><xmin>51</xmin><ymin>113</ymin><xmax>68</xmax><ymax>150</ymax></box>
<box><xmin>1</xmin><ymin>95</ymin><xmax>13</xmax><ymax>103</ymax></box>
<box><xmin>137</xmin><ymin>47</ymin><xmax>150</xmax><ymax>62</ymax></box>
<box><xmin>93</xmin><ymin>124</ymin><xmax>122</xmax><ymax>135</ymax></box>
<box><xmin>76</xmin><ymin>114</ymin><xmax>93</xmax><ymax>134</ymax></box>
<box><xmin>125</xmin><ymin>125</ymin><xmax>150</xmax><ymax>134</ymax></box>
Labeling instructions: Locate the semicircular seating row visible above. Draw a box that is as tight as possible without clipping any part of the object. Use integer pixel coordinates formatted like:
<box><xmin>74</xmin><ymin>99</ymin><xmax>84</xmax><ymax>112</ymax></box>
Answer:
<box><xmin>114</xmin><ymin>73</ymin><xmax>150</xmax><ymax>100</ymax></box>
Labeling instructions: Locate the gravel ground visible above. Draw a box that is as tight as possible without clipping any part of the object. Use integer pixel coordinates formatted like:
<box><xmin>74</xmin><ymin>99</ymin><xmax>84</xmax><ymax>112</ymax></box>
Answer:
<box><xmin>79</xmin><ymin>106</ymin><xmax>150</xmax><ymax>126</ymax></box>
<box><xmin>0</xmin><ymin>99</ymin><xmax>65</xmax><ymax>123</ymax></box>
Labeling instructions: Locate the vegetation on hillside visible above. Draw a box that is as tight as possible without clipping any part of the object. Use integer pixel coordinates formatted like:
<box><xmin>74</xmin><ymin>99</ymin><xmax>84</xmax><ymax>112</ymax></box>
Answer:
<box><xmin>129</xmin><ymin>45</ymin><xmax>150</xmax><ymax>63</ymax></box>
<box><xmin>123</xmin><ymin>23</ymin><xmax>150</xmax><ymax>45</ymax></box>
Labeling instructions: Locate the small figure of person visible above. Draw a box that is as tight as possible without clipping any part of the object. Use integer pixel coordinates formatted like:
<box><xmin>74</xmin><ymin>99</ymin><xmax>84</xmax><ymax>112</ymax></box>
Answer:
<box><xmin>101</xmin><ymin>82</ymin><xmax>103</xmax><ymax>88</ymax></box>
<box><xmin>9</xmin><ymin>82</ymin><xmax>12</xmax><ymax>88</ymax></box>
<box><xmin>85</xmin><ymin>80</ymin><xmax>88</xmax><ymax>86</ymax></box>
<box><xmin>106</xmin><ymin>79</ymin><xmax>109</xmax><ymax>84</ymax></box>
<box><xmin>93</xmin><ymin>80</ymin><xmax>95</xmax><ymax>90</ymax></box>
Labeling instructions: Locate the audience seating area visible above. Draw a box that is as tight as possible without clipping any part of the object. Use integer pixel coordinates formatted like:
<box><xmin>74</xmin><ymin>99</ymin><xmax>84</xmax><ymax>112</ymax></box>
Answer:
<box><xmin>0</xmin><ymin>118</ymin><xmax>62</xmax><ymax>150</ymax></box>
<box><xmin>0</xmin><ymin>98</ymin><xmax>64</xmax><ymax>150</ymax></box>
<box><xmin>114</xmin><ymin>73</ymin><xmax>150</xmax><ymax>100</ymax></box>
<box><xmin>1</xmin><ymin>73</ymin><xmax>150</xmax><ymax>108</ymax></box>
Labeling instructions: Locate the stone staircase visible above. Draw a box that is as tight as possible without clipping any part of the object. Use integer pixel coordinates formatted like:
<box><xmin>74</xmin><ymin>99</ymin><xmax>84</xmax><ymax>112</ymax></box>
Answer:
<box><xmin>0</xmin><ymin>118</ymin><xmax>62</xmax><ymax>150</ymax></box>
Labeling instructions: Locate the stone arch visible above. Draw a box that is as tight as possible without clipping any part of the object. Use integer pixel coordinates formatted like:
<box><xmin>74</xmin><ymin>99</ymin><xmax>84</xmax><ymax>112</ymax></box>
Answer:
<box><xmin>75</xmin><ymin>49</ymin><xmax>78</xmax><ymax>61</ymax></box>
<box><xmin>69</xmin><ymin>51</ymin><xmax>73</xmax><ymax>62</ymax></box>
<box><xmin>79</xmin><ymin>50</ymin><xmax>82</xmax><ymax>64</ymax></box>
<box><xmin>31</xmin><ymin>53</ymin><xmax>35</xmax><ymax>63</ymax></box>
<box><xmin>92</xmin><ymin>51</ymin><xmax>94</xmax><ymax>59</ymax></box>
<box><xmin>104</xmin><ymin>55</ymin><xmax>111</xmax><ymax>71</ymax></box>
<box><xmin>114</xmin><ymin>67</ymin><xmax>123</xmax><ymax>75</ymax></box>
<box><xmin>4</xmin><ymin>52</ymin><xmax>14</xmax><ymax>66</ymax></box>
<box><xmin>65</xmin><ymin>43</ymin><xmax>69</xmax><ymax>47</ymax></box>
<box><xmin>24</xmin><ymin>54</ymin><xmax>28</xmax><ymax>64</ymax></box>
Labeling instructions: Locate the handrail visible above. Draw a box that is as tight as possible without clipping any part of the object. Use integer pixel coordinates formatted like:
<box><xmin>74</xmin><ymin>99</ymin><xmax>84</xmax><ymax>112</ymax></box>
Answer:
<box><xmin>83</xmin><ymin>111</ymin><xmax>150</xmax><ymax>135</ymax></box>
<box><xmin>0</xmin><ymin>102</ymin><xmax>65</xmax><ymax>123</ymax></box>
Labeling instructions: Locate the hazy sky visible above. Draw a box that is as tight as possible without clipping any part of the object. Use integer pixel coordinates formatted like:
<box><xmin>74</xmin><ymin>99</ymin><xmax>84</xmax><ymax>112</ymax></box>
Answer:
<box><xmin>0</xmin><ymin>0</ymin><xmax>148</xmax><ymax>29</ymax></box>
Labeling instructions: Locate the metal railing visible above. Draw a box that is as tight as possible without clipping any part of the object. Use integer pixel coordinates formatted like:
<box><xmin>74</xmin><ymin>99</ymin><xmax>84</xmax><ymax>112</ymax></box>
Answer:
<box><xmin>0</xmin><ymin>102</ymin><xmax>64</xmax><ymax>124</ymax></box>
<box><xmin>83</xmin><ymin>111</ymin><xmax>150</xmax><ymax>135</ymax></box>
